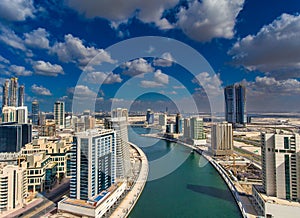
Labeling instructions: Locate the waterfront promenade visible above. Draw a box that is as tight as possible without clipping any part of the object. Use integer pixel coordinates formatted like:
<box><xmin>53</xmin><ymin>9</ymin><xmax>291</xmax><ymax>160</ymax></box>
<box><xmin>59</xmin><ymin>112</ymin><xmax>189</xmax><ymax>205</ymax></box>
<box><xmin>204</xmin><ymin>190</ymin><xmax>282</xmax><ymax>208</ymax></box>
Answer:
<box><xmin>110</xmin><ymin>142</ymin><xmax>149</xmax><ymax>217</ymax></box>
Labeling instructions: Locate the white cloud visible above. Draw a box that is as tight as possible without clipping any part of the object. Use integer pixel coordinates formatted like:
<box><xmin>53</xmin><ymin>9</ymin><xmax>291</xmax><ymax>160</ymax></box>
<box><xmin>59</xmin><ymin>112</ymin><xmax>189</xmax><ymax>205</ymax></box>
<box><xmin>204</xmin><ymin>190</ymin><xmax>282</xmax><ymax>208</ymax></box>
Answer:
<box><xmin>122</xmin><ymin>58</ymin><xmax>154</xmax><ymax>76</ymax></box>
<box><xmin>68</xmin><ymin>85</ymin><xmax>97</xmax><ymax>99</ymax></box>
<box><xmin>84</xmin><ymin>71</ymin><xmax>122</xmax><ymax>84</ymax></box>
<box><xmin>31</xmin><ymin>84</ymin><xmax>52</xmax><ymax>96</ymax></box>
<box><xmin>246</xmin><ymin>76</ymin><xmax>300</xmax><ymax>96</ymax></box>
<box><xmin>193</xmin><ymin>72</ymin><xmax>223</xmax><ymax>96</ymax></box>
<box><xmin>173</xmin><ymin>85</ymin><xmax>185</xmax><ymax>89</ymax></box>
<box><xmin>177</xmin><ymin>0</ymin><xmax>244</xmax><ymax>42</ymax></box>
<box><xmin>0</xmin><ymin>55</ymin><xmax>10</xmax><ymax>64</ymax></box>
<box><xmin>0</xmin><ymin>26</ymin><xmax>26</xmax><ymax>51</ymax></box>
<box><xmin>9</xmin><ymin>65</ymin><xmax>32</xmax><ymax>76</ymax></box>
<box><xmin>140</xmin><ymin>80</ymin><xmax>164</xmax><ymax>88</ymax></box>
<box><xmin>51</xmin><ymin>34</ymin><xmax>115</xmax><ymax>67</ymax></box>
<box><xmin>32</xmin><ymin>60</ymin><xmax>64</xmax><ymax>76</ymax></box>
<box><xmin>140</xmin><ymin>69</ymin><xmax>169</xmax><ymax>88</ymax></box>
<box><xmin>24</xmin><ymin>28</ymin><xmax>49</xmax><ymax>49</ymax></box>
<box><xmin>153</xmin><ymin>52</ymin><xmax>174</xmax><ymax>67</ymax></box>
<box><xmin>65</xmin><ymin>0</ymin><xmax>177</xmax><ymax>29</ymax></box>
<box><xmin>0</xmin><ymin>0</ymin><xmax>35</xmax><ymax>21</ymax></box>
<box><xmin>229</xmin><ymin>13</ymin><xmax>300</xmax><ymax>78</ymax></box>
<box><xmin>154</xmin><ymin>69</ymin><xmax>168</xmax><ymax>84</ymax></box>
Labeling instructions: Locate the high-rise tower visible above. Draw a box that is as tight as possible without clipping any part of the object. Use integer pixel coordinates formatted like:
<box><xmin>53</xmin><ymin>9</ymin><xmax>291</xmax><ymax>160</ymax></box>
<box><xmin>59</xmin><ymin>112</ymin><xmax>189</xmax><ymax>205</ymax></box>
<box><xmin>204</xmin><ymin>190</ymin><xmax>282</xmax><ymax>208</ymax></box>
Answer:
<box><xmin>109</xmin><ymin>108</ymin><xmax>131</xmax><ymax>180</ymax></box>
<box><xmin>9</xmin><ymin>77</ymin><xmax>18</xmax><ymax>107</ymax></box>
<box><xmin>2</xmin><ymin>80</ymin><xmax>9</xmax><ymax>107</ymax></box>
<box><xmin>31</xmin><ymin>100</ymin><xmax>39</xmax><ymax>125</ymax></box>
<box><xmin>54</xmin><ymin>101</ymin><xmax>65</xmax><ymax>129</ymax></box>
<box><xmin>70</xmin><ymin>129</ymin><xmax>116</xmax><ymax>200</ymax></box>
<box><xmin>18</xmin><ymin>85</ymin><xmax>25</xmax><ymax>107</ymax></box>
<box><xmin>224</xmin><ymin>84</ymin><xmax>246</xmax><ymax>126</ymax></box>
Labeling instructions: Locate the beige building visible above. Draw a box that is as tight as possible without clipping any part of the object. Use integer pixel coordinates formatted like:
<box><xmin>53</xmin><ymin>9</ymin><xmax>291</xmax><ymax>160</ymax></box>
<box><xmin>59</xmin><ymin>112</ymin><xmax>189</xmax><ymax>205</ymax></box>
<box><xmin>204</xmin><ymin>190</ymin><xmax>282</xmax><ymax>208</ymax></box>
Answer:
<box><xmin>211</xmin><ymin>122</ymin><xmax>233</xmax><ymax>156</ymax></box>
<box><xmin>252</xmin><ymin>132</ymin><xmax>300</xmax><ymax>217</ymax></box>
<box><xmin>21</xmin><ymin>137</ymin><xmax>72</xmax><ymax>178</ymax></box>
<box><xmin>0</xmin><ymin>164</ymin><xmax>27</xmax><ymax>212</ymax></box>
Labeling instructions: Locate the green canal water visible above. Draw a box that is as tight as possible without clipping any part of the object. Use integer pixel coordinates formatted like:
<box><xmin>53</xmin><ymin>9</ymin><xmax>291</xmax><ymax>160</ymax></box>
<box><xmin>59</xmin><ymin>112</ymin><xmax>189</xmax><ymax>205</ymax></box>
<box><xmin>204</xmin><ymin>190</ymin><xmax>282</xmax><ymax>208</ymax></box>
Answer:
<box><xmin>128</xmin><ymin>127</ymin><xmax>241</xmax><ymax>218</ymax></box>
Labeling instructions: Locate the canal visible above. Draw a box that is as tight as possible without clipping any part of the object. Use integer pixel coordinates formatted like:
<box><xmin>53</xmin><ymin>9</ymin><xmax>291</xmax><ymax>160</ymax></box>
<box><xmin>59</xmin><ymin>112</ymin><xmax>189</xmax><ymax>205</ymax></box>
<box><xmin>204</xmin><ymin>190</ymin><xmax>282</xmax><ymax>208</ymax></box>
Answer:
<box><xmin>128</xmin><ymin>127</ymin><xmax>241</xmax><ymax>218</ymax></box>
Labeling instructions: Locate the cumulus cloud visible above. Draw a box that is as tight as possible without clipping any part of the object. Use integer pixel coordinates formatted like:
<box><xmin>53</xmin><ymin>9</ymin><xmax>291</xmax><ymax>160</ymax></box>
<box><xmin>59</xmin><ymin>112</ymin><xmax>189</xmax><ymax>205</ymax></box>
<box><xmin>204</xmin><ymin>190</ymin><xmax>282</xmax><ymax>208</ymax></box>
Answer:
<box><xmin>68</xmin><ymin>85</ymin><xmax>97</xmax><ymax>99</ymax></box>
<box><xmin>32</xmin><ymin>60</ymin><xmax>64</xmax><ymax>76</ymax></box>
<box><xmin>193</xmin><ymin>72</ymin><xmax>223</xmax><ymax>96</ymax></box>
<box><xmin>229</xmin><ymin>13</ymin><xmax>300</xmax><ymax>78</ymax></box>
<box><xmin>140</xmin><ymin>69</ymin><xmax>169</xmax><ymax>88</ymax></box>
<box><xmin>51</xmin><ymin>34</ymin><xmax>115</xmax><ymax>67</ymax></box>
<box><xmin>177</xmin><ymin>0</ymin><xmax>244</xmax><ymax>42</ymax></box>
<box><xmin>84</xmin><ymin>71</ymin><xmax>122</xmax><ymax>84</ymax></box>
<box><xmin>31</xmin><ymin>84</ymin><xmax>52</xmax><ymax>96</ymax></box>
<box><xmin>0</xmin><ymin>0</ymin><xmax>35</xmax><ymax>21</ymax></box>
<box><xmin>24</xmin><ymin>28</ymin><xmax>49</xmax><ymax>49</ymax></box>
<box><xmin>122</xmin><ymin>58</ymin><xmax>154</xmax><ymax>76</ymax></box>
<box><xmin>9</xmin><ymin>65</ymin><xmax>32</xmax><ymax>76</ymax></box>
<box><xmin>65</xmin><ymin>0</ymin><xmax>177</xmax><ymax>29</ymax></box>
<box><xmin>153</xmin><ymin>52</ymin><xmax>175</xmax><ymax>67</ymax></box>
<box><xmin>246</xmin><ymin>76</ymin><xmax>300</xmax><ymax>96</ymax></box>
<box><xmin>0</xmin><ymin>26</ymin><xmax>26</xmax><ymax>51</ymax></box>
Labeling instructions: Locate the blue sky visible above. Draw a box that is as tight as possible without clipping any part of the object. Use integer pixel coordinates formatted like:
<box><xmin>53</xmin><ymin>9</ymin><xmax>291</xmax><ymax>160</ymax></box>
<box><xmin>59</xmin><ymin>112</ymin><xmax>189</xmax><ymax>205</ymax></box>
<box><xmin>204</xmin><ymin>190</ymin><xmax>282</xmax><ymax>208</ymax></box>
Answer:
<box><xmin>1</xmin><ymin>0</ymin><xmax>300</xmax><ymax>113</ymax></box>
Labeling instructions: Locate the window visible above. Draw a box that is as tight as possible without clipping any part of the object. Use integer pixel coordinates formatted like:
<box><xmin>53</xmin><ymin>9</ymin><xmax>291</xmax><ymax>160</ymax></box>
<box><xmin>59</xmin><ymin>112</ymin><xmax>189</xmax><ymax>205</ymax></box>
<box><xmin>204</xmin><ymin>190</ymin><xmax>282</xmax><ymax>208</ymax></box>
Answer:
<box><xmin>284</xmin><ymin>137</ymin><xmax>289</xmax><ymax>149</ymax></box>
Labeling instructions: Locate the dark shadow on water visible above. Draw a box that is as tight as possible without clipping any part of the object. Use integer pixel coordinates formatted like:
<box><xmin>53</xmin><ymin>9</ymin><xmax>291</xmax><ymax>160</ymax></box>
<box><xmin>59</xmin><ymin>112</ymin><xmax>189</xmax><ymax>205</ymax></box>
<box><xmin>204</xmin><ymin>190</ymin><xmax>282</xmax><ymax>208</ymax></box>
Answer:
<box><xmin>187</xmin><ymin>184</ymin><xmax>233</xmax><ymax>202</ymax></box>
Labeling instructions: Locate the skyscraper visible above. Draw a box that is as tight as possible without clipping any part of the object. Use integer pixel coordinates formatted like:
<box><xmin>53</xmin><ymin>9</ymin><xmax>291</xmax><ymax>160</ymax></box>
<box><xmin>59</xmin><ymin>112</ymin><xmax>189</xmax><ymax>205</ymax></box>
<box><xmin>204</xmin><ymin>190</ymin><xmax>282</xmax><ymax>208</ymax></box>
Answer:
<box><xmin>18</xmin><ymin>85</ymin><xmax>25</xmax><ymax>107</ymax></box>
<box><xmin>54</xmin><ymin>101</ymin><xmax>65</xmax><ymax>129</ymax></box>
<box><xmin>211</xmin><ymin>122</ymin><xmax>233</xmax><ymax>156</ymax></box>
<box><xmin>261</xmin><ymin>132</ymin><xmax>300</xmax><ymax>201</ymax></box>
<box><xmin>175</xmin><ymin>113</ymin><xmax>182</xmax><ymax>134</ymax></box>
<box><xmin>31</xmin><ymin>100</ymin><xmax>39</xmax><ymax>125</ymax></box>
<box><xmin>224</xmin><ymin>84</ymin><xmax>246</xmax><ymax>126</ymax></box>
<box><xmin>9</xmin><ymin>77</ymin><xmax>18</xmax><ymax>107</ymax></box>
<box><xmin>2</xmin><ymin>80</ymin><xmax>9</xmax><ymax>107</ymax></box>
<box><xmin>16</xmin><ymin>106</ymin><xmax>28</xmax><ymax>124</ymax></box>
<box><xmin>0</xmin><ymin>123</ymin><xmax>32</xmax><ymax>152</ymax></box>
<box><xmin>110</xmin><ymin>108</ymin><xmax>131</xmax><ymax>180</ymax></box>
<box><xmin>183</xmin><ymin>118</ymin><xmax>191</xmax><ymax>139</ymax></box>
<box><xmin>190</xmin><ymin>117</ymin><xmax>205</xmax><ymax>140</ymax></box>
<box><xmin>70</xmin><ymin>129</ymin><xmax>116</xmax><ymax>200</ymax></box>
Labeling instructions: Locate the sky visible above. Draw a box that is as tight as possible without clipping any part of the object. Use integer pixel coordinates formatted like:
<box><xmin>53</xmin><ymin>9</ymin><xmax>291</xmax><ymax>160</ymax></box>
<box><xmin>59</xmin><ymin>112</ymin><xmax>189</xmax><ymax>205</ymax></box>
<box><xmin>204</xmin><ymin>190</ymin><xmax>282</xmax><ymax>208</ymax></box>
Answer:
<box><xmin>1</xmin><ymin>0</ymin><xmax>300</xmax><ymax>114</ymax></box>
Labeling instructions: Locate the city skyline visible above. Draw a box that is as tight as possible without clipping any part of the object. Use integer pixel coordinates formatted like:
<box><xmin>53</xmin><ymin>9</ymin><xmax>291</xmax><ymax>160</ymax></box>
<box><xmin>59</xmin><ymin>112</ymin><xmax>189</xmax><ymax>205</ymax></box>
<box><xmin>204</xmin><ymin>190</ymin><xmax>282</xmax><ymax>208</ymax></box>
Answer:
<box><xmin>0</xmin><ymin>1</ymin><xmax>299</xmax><ymax>113</ymax></box>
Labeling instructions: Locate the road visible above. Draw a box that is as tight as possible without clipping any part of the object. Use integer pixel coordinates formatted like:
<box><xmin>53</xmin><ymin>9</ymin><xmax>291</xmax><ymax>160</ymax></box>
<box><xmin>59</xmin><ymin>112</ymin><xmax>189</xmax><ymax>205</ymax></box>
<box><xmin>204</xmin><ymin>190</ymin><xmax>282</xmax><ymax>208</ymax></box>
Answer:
<box><xmin>6</xmin><ymin>180</ymin><xmax>70</xmax><ymax>218</ymax></box>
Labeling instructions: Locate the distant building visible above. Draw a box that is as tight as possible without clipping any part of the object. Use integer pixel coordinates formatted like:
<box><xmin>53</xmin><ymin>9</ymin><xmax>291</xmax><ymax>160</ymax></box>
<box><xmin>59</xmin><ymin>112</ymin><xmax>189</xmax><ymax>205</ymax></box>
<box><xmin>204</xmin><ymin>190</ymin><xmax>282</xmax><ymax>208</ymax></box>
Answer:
<box><xmin>190</xmin><ymin>117</ymin><xmax>205</xmax><ymax>140</ymax></box>
<box><xmin>9</xmin><ymin>77</ymin><xmax>18</xmax><ymax>107</ymax></box>
<box><xmin>158</xmin><ymin>113</ymin><xmax>167</xmax><ymax>127</ymax></box>
<box><xmin>16</xmin><ymin>106</ymin><xmax>28</xmax><ymax>124</ymax></box>
<box><xmin>211</xmin><ymin>122</ymin><xmax>233</xmax><ymax>156</ymax></box>
<box><xmin>2</xmin><ymin>80</ymin><xmax>9</xmax><ymax>107</ymax></box>
<box><xmin>146</xmin><ymin>109</ymin><xmax>154</xmax><ymax>124</ymax></box>
<box><xmin>31</xmin><ymin>100</ymin><xmax>39</xmax><ymax>126</ymax></box>
<box><xmin>183</xmin><ymin>118</ymin><xmax>191</xmax><ymax>139</ymax></box>
<box><xmin>0</xmin><ymin>164</ymin><xmax>27</xmax><ymax>212</ymax></box>
<box><xmin>175</xmin><ymin>113</ymin><xmax>182</xmax><ymax>134</ymax></box>
<box><xmin>1</xmin><ymin>106</ymin><xmax>17</xmax><ymax>123</ymax></box>
<box><xmin>54</xmin><ymin>101</ymin><xmax>65</xmax><ymax>129</ymax></box>
<box><xmin>70</xmin><ymin>129</ymin><xmax>116</xmax><ymax>200</ymax></box>
<box><xmin>0</xmin><ymin>122</ymin><xmax>32</xmax><ymax>152</ymax></box>
<box><xmin>224</xmin><ymin>84</ymin><xmax>247</xmax><ymax>126</ymax></box>
<box><xmin>18</xmin><ymin>85</ymin><xmax>25</xmax><ymax>107</ymax></box>
<box><xmin>252</xmin><ymin>132</ymin><xmax>300</xmax><ymax>217</ymax></box>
